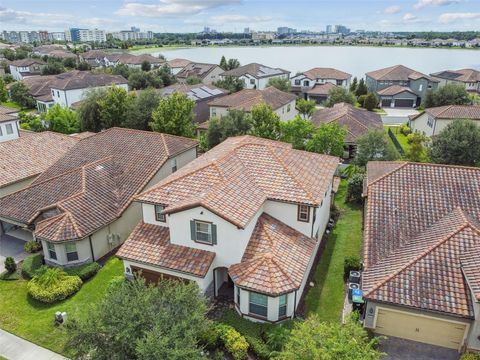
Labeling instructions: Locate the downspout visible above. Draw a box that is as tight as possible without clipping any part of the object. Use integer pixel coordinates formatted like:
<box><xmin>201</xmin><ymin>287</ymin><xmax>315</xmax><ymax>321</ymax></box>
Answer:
<box><xmin>310</xmin><ymin>207</ymin><xmax>316</xmax><ymax>238</ymax></box>
<box><xmin>89</xmin><ymin>235</ymin><xmax>95</xmax><ymax>262</ymax></box>
<box><xmin>293</xmin><ymin>290</ymin><xmax>297</xmax><ymax>318</ymax></box>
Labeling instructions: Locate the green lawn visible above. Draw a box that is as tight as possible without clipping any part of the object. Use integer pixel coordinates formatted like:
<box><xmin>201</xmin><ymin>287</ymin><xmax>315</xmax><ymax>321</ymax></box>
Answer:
<box><xmin>304</xmin><ymin>180</ymin><xmax>363</xmax><ymax>322</ymax></box>
<box><xmin>0</xmin><ymin>101</ymin><xmax>21</xmax><ymax>109</ymax></box>
<box><xmin>384</xmin><ymin>125</ymin><xmax>411</xmax><ymax>153</ymax></box>
<box><xmin>0</xmin><ymin>257</ymin><xmax>123</xmax><ymax>356</ymax></box>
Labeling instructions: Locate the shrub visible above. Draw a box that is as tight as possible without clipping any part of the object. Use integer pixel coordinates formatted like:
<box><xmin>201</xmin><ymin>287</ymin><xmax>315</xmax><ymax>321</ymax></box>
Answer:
<box><xmin>344</xmin><ymin>256</ymin><xmax>361</xmax><ymax>280</ymax></box>
<box><xmin>216</xmin><ymin>323</ymin><xmax>249</xmax><ymax>360</ymax></box>
<box><xmin>24</xmin><ymin>240</ymin><xmax>42</xmax><ymax>253</ymax></box>
<box><xmin>461</xmin><ymin>353</ymin><xmax>480</xmax><ymax>360</ymax></box>
<box><xmin>27</xmin><ymin>266</ymin><xmax>82</xmax><ymax>303</ymax></box>
<box><xmin>21</xmin><ymin>253</ymin><xmax>44</xmax><ymax>279</ymax></box>
<box><xmin>4</xmin><ymin>256</ymin><xmax>16</xmax><ymax>273</ymax></box>
<box><xmin>65</xmin><ymin>262</ymin><xmax>101</xmax><ymax>281</ymax></box>
<box><xmin>346</xmin><ymin>173</ymin><xmax>365</xmax><ymax>203</ymax></box>
<box><xmin>399</xmin><ymin>123</ymin><xmax>411</xmax><ymax>136</ymax></box>
<box><xmin>357</xmin><ymin>95</ymin><xmax>367</xmax><ymax>106</ymax></box>
<box><xmin>199</xmin><ymin>323</ymin><xmax>222</xmax><ymax>350</ymax></box>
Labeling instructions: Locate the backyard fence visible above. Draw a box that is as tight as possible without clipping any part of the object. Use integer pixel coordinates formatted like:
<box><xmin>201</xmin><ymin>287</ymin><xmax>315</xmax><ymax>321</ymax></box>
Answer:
<box><xmin>388</xmin><ymin>128</ymin><xmax>405</xmax><ymax>156</ymax></box>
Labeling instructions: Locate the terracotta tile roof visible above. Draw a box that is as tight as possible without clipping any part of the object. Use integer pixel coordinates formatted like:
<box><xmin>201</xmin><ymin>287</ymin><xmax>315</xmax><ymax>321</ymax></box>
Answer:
<box><xmin>176</xmin><ymin>63</ymin><xmax>220</xmax><ymax>80</ymax></box>
<box><xmin>70</xmin><ymin>131</ymin><xmax>96</xmax><ymax>139</ymax></box>
<box><xmin>229</xmin><ymin>213</ymin><xmax>316</xmax><ymax>296</ymax></box>
<box><xmin>0</xmin><ymin>113</ymin><xmax>16</xmax><ymax>123</ymax></box>
<box><xmin>0</xmin><ymin>128</ymin><xmax>198</xmax><ymax>242</ymax></box>
<box><xmin>431</xmin><ymin>69</ymin><xmax>480</xmax><ymax>83</ymax></box>
<box><xmin>0</xmin><ymin>106</ymin><xmax>18</xmax><ymax>115</ymax></box>
<box><xmin>137</xmin><ymin>136</ymin><xmax>338</xmax><ymax>229</ymax></box>
<box><xmin>303</xmin><ymin>67</ymin><xmax>351</xmax><ymax>80</ymax></box>
<box><xmin>49</xmin><ymin>71</ymin><xmax>127</xmax><ymax>91</ymax></box>
<box><xmin>419</xmin><ymin>105</ymin><xmax>480</xmax><ymax>120</ymax></box>
<box><xmin>0</xmin><ymin>132</ymin><xmax>79</xmax><ymax>189</ymax></box>
<box><xmin>305</xmin><ymin>83</ymin><xmax>337</xmax><ymax>96</ymax></box>
<box><xmin>311</xmin><ymin>102</ymin><xmax>383</xmax><ymax>143</ymax></box>
<box><xmin>377</xmin><ymin>85</ymin><xmax>416</xmax><ymax>96</ymax></box>
<box><xmin>460</xmin><ymin>247</ymin><xmax>480</xmax><ymax>301</ymax></box>
<box><xmin>117</xmin><ymin>222</ymin><xmax>215</xmax><ymax>277</ymax></box>
<box><xmin>208</xmin><ymin>87</ymin><xmax>296</xmax><ymax>111</ymax></box>
<box><xmin>221</xmin><ymin>63</ymin><xmax>290</xmax><ymax>79</ymax></box>
<box><xmin>167</xmin><ymin>58</ymin><xmax>192</xmax><ymax>68</ymax></box>
<box><xmin>366</xmin><ymin>65</ymin><xmax>438</xmax><ymax>82</ymax></box>
<box><xmin>106</xmin><ymin>53</ymin><xmax>165</xmax><ymax>66</ymax></box>
<box><xmin>363</xmin><ymin>162</ymin><xmax>480</xmax><ymax>318</ymax></box>
<box><xmin>10</xmin><ymin>58</ymin><xmax>46</xmax><ymax>67</ymax></box>
<box><xmin>80</xmin><ymin>50</ymin><xmax>108</xmax><ymax>60</ymax></box>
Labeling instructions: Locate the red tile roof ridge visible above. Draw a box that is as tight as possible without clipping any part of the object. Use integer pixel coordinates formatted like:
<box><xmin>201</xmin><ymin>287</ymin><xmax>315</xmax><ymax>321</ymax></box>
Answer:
<box><xmin>364</xmin><ymin>208</ymin><xmax>480</xmax><ymax>297</ymax></box>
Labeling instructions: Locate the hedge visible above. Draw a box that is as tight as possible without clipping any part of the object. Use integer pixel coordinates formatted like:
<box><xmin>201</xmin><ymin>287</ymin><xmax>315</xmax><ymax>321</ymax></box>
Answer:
<box><xmin>216</xmin><ymin>323</ymin><xmax>249</xmax><ymax>360</ymax></box>
<box><xmin>21</xmin><ymin>253</ymin><xmax>44</xmax><ymax>279</ymax></box>
<box><xmin>27</xmin><ymin>267</ymin><xmax>82</xmax><ymax>303</ymax></box>
<box><xmin>24</xmin><ymin>240</ymin><xmax>42</xmax><ymax>253</ymax></box>
<box><xmin>65</xmin><ymin>262</ymin><xmax>101</xmax><ymax>281</ymax></box>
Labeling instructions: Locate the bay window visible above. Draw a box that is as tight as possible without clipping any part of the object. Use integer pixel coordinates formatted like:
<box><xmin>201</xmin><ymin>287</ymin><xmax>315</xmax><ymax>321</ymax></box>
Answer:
<box><xmin>279</xmin><ymin>294</ymin><xmax>287</xmax><ymax>317</ymax></box>
<box><xmin>249</xmin><ymin>292</ymin><xmax>268</xmax><ymax>317</ymax></box>
<box><xmin>47</xmin><ymin>242</ymin><xmax>57</xmax><ymax>260</ymax></box>
<box><xmin>65</xmin><ymin>242</ymin><xmax>78</xmax><ymax>262</ymax></box>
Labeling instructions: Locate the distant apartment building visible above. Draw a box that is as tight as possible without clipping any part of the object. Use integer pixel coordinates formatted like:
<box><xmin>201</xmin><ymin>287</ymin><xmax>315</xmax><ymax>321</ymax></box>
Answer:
<box><xmin>1</xmin><ymin>30</ymin><xmax>42</xmax><ymax>44</ymax></box>
<box><xmin>326</xmin><ymin>25</ymin><xmax>350</xmax><ymax>35</ymax></box>
<box><xmin>49</xmin><ymin>32</ymin><xmax>66</xmax><ymax>42</ymax></box>
<box><xmin>112</xmin><ymin>30</ymin><xmax>154</xmax><ymax>41</ymax></box>
<box><xmin>251</xmin><ymin>32</ymin><xmax>275</xmax><ymax>41</ymax></box>
<box><xmin>66</xmin><ymin>28</ymin><xmax>106</xmax><ymax>43</ymax></box>
<box><xmin>277</xmin><ymin>27</ymin><xmax>296</xmax><ymax>35</ymax></box>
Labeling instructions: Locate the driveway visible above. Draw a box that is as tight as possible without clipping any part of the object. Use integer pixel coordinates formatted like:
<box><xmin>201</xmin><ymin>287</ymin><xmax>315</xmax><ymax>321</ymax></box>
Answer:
<box><xmin>0</xmin><ymin>233</ymin><xmax>29</xmax><ymax>273</ymax></box>
<box><xmin>381</xmin><ymin>107</ymin><xmax>420</xmax><ymax>126</ymax></box>
<box><xmin>379</xmin><ymin>336</ymin><xmax>459</xmax><ymax>360</ymax></box>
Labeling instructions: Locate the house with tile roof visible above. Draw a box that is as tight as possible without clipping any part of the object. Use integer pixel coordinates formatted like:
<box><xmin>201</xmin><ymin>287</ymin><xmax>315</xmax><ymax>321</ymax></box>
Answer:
<box><xmin>166</xmin><ymin>58</ymin><xmax>192</xmax><ymax>75</ymax></box>
<box><xmin>290</xmin><ymin>67</ymin><xmax>351</xmax><ymax>103</ymax></box>
<box><xmin>430</xmin><ymin>69</ymin><xmax>480</xmax><ymax>94</ymax></box>
<box><xmin>0</xmin><ymin>106</ymin><xmax>20</xmax><ymax>143</ymax></box>
<box><xmin>79</xmin><ymin>50</ymin><xmax>108</xmax><ymax>67</ymax></box>
<box><xmin>365</xmin><ymin>65</ymin><xmax>439</xmax><ymax>108</ymax></box>
<box><xmin>103</xmin><ymin>53</ymin><xmax>165</xmax><ymax>69</ymax></box>
<box><xmin>409</xmin><ymin>105</ymin><xmax>480</xmax><ymax>137</ymax></box>
<box><xmin>0</xmin><ymin>128</ymin><xmax>198</xmax><ymax>267</ymax></box>
<box><xmin>208</xmin><ymin>87</ymin><xmax>298</xmax><ymax>122</ymax></box>
<box><xmin>311</xmin><ymin>102</ymin><xmax>383</xmax><ymax>157</ymax></box>
<box><xmin>176</xmin><ymin>63</ymin><xmax>224</xmax><ymax>85</ymax></box>
<box><xmin>362</xmin><ymin>161</ymin><xmax>480</xmax><ymax>352</ymax></box>
<box><xmin>9</xmin><ymin>58</ymin><xmax>47</xmax><ymax>80</ymax></box>
<box><xmin>117</xmin><ymin>135</ymin><xmax>338</xmax><ymax>323</ymax></box>
<box><xmin>219</xmin><ymin>63</ymin><xmax>290</xmax><ymax>90</ymax></box>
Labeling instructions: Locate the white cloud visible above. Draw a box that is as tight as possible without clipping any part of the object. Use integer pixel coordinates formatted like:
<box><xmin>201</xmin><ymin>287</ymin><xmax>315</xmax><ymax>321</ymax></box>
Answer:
<box><xmin>116</xmin><ymin>0</ymin><xmax>241</xmax><ymax>18</ymax></box>
<box><xmin>403</xmin><ymin>13</ymin><xmax>418</xmax><ymax>21</ymax></box>
<box><xmin>384</xmin><ymin>5</ymin><xmax>401</xmax><ymax>14</ymax></box>
<box><xmin>438</xmin><ymin>12</ymin><xmax>480</xmax><ymax>23</ymax></box>
<box><xmin>413</xmin><ymin>0</ymin><xmax>460</xmax><ymax>10</ymax></box>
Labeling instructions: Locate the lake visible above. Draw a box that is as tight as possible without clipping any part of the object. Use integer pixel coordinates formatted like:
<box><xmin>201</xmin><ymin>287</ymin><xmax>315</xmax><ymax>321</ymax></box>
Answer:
<box><xmin>133</xmin><ymin>46</ymin><xmax>480</xmax><ymax>79</ymax></box>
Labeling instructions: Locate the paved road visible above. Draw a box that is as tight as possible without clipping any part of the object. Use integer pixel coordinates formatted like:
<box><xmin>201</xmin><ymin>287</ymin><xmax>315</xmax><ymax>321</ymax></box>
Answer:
<box><xmin>0</xmin><ymin>329</ymin><xmax>67</xmax><ymax>360</ymax></box>
<box><xmin>381</xmin><ymin>107</ymin><xmax>420</xmax><ymax>125</ymax></box>
<box><xmin>379</xmin><ymin>336</ymin><xmax>459</xmax><ymax>360</ymax></box>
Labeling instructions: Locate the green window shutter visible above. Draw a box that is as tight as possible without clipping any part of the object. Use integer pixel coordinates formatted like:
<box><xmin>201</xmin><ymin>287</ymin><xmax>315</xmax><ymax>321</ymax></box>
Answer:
<box><xmin>190</xmin><ymin>220</ymin><xmax>196</xmax><ymax>241</ymax></box>
<box><xmin>211</xmin><ymin>224</ymin><xmax>217</xmax><ymax>245</ymax></box>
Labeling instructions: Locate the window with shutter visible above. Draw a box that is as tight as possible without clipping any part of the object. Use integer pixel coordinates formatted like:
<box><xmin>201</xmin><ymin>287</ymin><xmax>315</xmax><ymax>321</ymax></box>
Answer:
<box><xmin>191</xmin><ymin>220</ymin><xmax>216</xmax><ymax>245</ymax></box>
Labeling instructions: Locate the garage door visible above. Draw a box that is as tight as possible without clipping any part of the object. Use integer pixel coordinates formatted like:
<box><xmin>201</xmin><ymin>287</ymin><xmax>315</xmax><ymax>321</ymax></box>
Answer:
<box><xmin>131</xmin><ymin>266</ymin><xmax>186</xmax><ymax>285</ymax></box>
<box><xmin>381</xmin><ymin>99</ymin><xmax>392</xmax><ymax>107</ymax></box>
<box><xmin>375</xmin><ymin>308</ymin><xmax>467</xmax><ymax>350</ymax></box>
<box><xmin>394</xmin><ymin>99</ymin><xmax>415</xmax><ymax>108</ymax></box>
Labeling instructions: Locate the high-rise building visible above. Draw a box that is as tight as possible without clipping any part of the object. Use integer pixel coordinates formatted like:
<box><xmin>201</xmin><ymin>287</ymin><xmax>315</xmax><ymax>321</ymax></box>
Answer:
<box><xmin>326</xmin><ymin>25</ymin><xmax>333</xmax><ymax>34</ymax></box>
<box><xmin>277</xmin><ymin>27</ymin><xmax>296</xmax><ymax>35</ymax></box>
<box><xmin>67</xmin><ymin>28</ymin><xmax>106</xmax><ymax>43</ymax></box>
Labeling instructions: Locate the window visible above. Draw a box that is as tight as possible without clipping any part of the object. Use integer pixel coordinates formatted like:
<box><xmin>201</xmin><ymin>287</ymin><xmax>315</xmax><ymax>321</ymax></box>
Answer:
<box><xmin>47</xmin><ymin>242</ymin><xmax>57</xmax><ymax>260</ymax></box>
<box><xmin>155</xmin><ymin>205</ymin><xmax>166</xmax><ymax>222</ymax></box>
<box><xmin>237</xmin><ymin>287</ymin><xmax>241</xmax><ymax>306</ymax></box>
<box><xmin>294</xmin><ymin>79</ymin><xmax>301</xmax><ymax>86</ymax></box>
<box><xmin>249</xmin><ymin>292</ymin><xmax>268</xmax><ymax>317</ymax></box>
<box><xmin>65</xmin><ymin>242</ymin><xmax>78</xmax><ymax>262</ymax></box>
<box><xmin>51</xmin><ymin>90</ymin><xmax>55</xmax><ymax>96</ymax></box>
<box><xmin>336</xmin><ymin>80</ymin><xmax>342</xmax><ymax>86</ymax></box>
<box><xmin>297</xmin><ymin>204</ymin><xmax>310</xmax><ymax>222</ymax></box>
<box><xmin>418</xmin><ymin>84</ymin><xmax>423</xmax><ymax>91</ymax></box>
<box><xmin>0</xmin><ymin>126</ymin><xmax>2</xmax><ymax>136</ymax></box>
<box><xmin>57</xmin><ymin>91</ymin><xmax>60</xmax><ymax>97</ymax></box>
<box><xmin>287</xmin><ymin>104</ymin><xmax>291</xmax><ymax>112</ymax></box>
<box><xmin>427</xmin><ymin>116</ymin><xmax>434</xmax><ymax>128</ymax></box>
<box><xmin>250</xmin><ymin>78</ymin><xmax>255</xmax><ymax>85</ymax></box>
<box><xmin>171</xmin><ymin>158</ymin><xmax>177</xmax><ymax>173</ymax></box>
<box><xmin>190</xmin><ymin>220</ymin><xmax>217</xmax><ymax>245</ymax></box>
<box><xmin>211</xmin><ymin>108</ymin><xmax>217</xmax><ymax>117</ymax></box>
<box><xmin>279</xmin><ymin>294</ymin><xmax>287</xmax><ymax>317</ymax></box>
<box><xmin>303</xmin><ymin>80</ymin><xmax>310</xmax><ymax>86</ymax></box>
<box><xmin>5</xmin><ymin>124</ymin><xmax>13</xmax><ymax>135</ymax></box>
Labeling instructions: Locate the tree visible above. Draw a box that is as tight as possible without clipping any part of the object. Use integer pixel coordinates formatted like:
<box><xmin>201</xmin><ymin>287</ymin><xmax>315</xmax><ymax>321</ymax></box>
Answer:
<box><xmin>405</xmin><ymin>132</ymin><xmax>429</xmax><ymax>162</ymax></box>
<box><xmin>354</xmin><ymin>130</ymin><xmax>400</xmax><ymax>167</ymax></box>
<box><xmin>206</xmin><ymin>110</ymin><xmax>252</xmax><ymax>149</ymax></box>
<box><xmin>186</xmin><ymin>76</ymin><xmax>202</xmax><ymax>85</ymax></box>
<box><xmin>141</xmin><ymin>60</ymin><xmax>151</xmax><ymax>72</ymax></box>
<box><xmin>9</xmin><ymin>82</ymin><xmax>36</xmax><ymax>108</ymax></box>
<box><xmin>279</xmin><ymin>115</ymin><xmax>314</xmax><ymax>150</ymax></box>
<box><xmin>76</xmin><ymin>61</ymin><xmax>91</xmax><ymax>71</ymax></box>
<box><xmin>429</xmin><ymin>119</ymin><xmax>480</xmax><ymax>166</ymax></box>
<box><xmin>112</xmin><ymin>63</ymin><xmax>131</xmax><ymax>78</ymax></box>
<box><xmin>128</xmin><ymin>70</ymin><xmax>162</xmax><ymax>90</ymax></box>
<box><xmin>306</xmin><ymin>123</ymin><xmax>347</xmax><ymax>156</ymax></box>
<box><xmin>66</xmin><ymin>277</ymin><xmax>208</xmax><ymax>360</ymax></box>
<box><xmin>355</xmin><ymin>78</ymin><xmax>368</xmax><ymax>97</ymax></box>
<box><xmin>41</xmin><ymin>62</ymin><xmax>65</xmax><ymax>75</ymax></box>
<box><xmin>123</xmin><ymin>88</ymin><xmax>161</xmax><ymax>130</ymax></box>
<box><xmin>213</xmin><ymin>76</ymin><xmax>244</xmax><ymax>93</ymax></box>
<box><xmin>97</xmin><ymin>85</ymin><xmax>134</xmax><ymax>129</ymax></box>
<box><xmin>423</xmin><ymin>83</ymin><xmax>471</xmax><ymax>108</ymax></box>
<box><xmin>43</xmin><ymin>104</ymin><xmax>80</xmax><ymax>134</ymax></box>
<box><xmin>226</xmin><ymin>58</ymin><xmax>240</xmax><ymax>71</ymax></box>
<box><xmin>19</xmin><ymin>111</ymin><xmax>45</xmax><ymax>132</ymax></box>
<box><xmin>295</xmin><ymin>99</ymin><xmax>316</xmax><ymax>119</ymax></box>
<box><xmin>346</xmin><ymin>173</ymin><xmax>365</xmax><ymax>203</ymax></box>
<box><xmin>63</xmin><ymin>57</ymin><xmax>77</xmax><ymax>69</ymax></box>
<box><xmin>250</xmin><ymin>103</ymin><xmax>281</xmax><ymax>140</ymax></box>
<box><xmin>277</xmin><ymin>313</ymin><xmax>383</xmax><ymax>360</ymax></box>
<box><xmin>219</xmin><ymin>55</ymin><xmax>228</xmax><ymax>70</ymax></box>
<box><xmin>324</xmin><ymin>87</ymin><xmax>356</xmax><ymax>107</ymax></box>
<box><xmin>363</xmin><ymin>92</ymin><xmax>378</xmax><ymax>111</ymax></box>
<box><xmin>0</xmin><ymin>77</ymin><xmax>8</xmax><ymax>102</ymax></box>
<box><xmin>349</xmin><ymin>77</ymin><xmax>358</xmax><ymax>93</ymax></box>
<box><xmin>150</xmin><ymin>92</ymin><xmax>196</xmax><ymax>137</ymax></box>
<box><xmin>267</xmin><ymin>77</ymin><xmax>291</xmax><ymax>92</ymax></box>
<box><xmin>78</xmin><ymin>88</ymin><xmax>104</xmax><ymax>132</ymax></box>
<box><xmin>155</xmin><ymin>65</ymin><xmax>175</xmax><ymax>86</ymax></box>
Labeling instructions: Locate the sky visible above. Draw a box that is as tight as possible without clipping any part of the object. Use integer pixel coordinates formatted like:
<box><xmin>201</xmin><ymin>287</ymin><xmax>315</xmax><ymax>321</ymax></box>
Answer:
<box><xmin>0</xmin><ymin>0</ymin><xmax>479</xmax><ymax>33</ymax></box>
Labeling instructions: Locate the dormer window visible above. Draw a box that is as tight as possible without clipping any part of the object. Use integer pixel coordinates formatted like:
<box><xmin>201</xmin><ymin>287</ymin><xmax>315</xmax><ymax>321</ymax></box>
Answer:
<box><xmin>5</xmin><ymin>124</ymin><xmax>13</xmax><ymax>135</ymax></box>
<box><xmin>297</xmin><ymin>205</ymin><xmax>310</xmax><ymax>222</ymax></box>
<box><xmin>155</xmin><ymin>205</ymin><xmax>166</xmax><ymax>222</ymax></box>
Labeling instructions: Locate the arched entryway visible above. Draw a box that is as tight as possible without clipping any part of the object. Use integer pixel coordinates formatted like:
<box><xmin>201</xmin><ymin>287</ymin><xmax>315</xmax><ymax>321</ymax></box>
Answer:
<box><xmin>213</xmin><ymin>267</ymin><xmax>234</xmax><ymax>300</ymax></box>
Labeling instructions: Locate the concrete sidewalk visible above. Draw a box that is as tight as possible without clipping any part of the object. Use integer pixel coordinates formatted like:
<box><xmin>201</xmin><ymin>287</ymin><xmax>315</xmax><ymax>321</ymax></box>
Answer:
<box><xmin>0</xmin><ymin>329</ymin><xmax>67</xmax><ymax>360</ymax></box>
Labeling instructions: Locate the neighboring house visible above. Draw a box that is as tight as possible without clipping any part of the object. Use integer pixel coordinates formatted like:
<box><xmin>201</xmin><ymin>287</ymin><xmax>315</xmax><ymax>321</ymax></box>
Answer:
<box><xmin>365</xmin><ymin>65</ymin><xmax>439</xmax><ymax>108</ymax></box>
<box><xmin>104</xmin><ymin>53</ymin><xmax>165</xmax><ymax>69</ymax></box>
<box><xmin>166</xmin><ymin>58</ymin><xmax>192</xmax><ymax>75</ymax></box>
<box><xmin>0</xmin><ymin>131</ymin><xmax>79</xmax><ymax>197</ymax></box>
<box><xmin>0</xmin><ymin>128</ymin><xmax>198</xmax><ymax>267</ymax></box>
<box><xmin>311</xmin><ymin>102</ymin><xmax>383</xmax><ymax>157</ymax></box>
<box><xmin>32</xmin><ymin>45</ymin><xmax>76</xmax><ymax>60</ymax></box>
<box><xmin>17</xmin><ymin>75</ymin><xmax>59</xmax><ymax>112</ymax></box>
<box><xmin>430</xmin><ymin>68</ymin><xmax>480</xmax><ymax>94</ymax></box>
<box><xmin>159</xmin><ymin>83</ymin><xmax>229</xmax><ymax>124</ymax></box>
<box><xmin>208</xmin><ymin>86</ymin><xmax>298</xmax><ymax>121</ymax></box>
<box><xmin>176</xmin><ymin>63</ymin><xmax>224</xmax><ymax>85</ymax></box>
<box><xmin>79</xmin><ymin>50</ymin><xmax>108</xmax><ymax>67</ymax></box>
<box><xmin>290</xmin><ymin>67</ymin><xmax>351</xmax><ymax>101</ymax></box>
<box><xmin>409</xmin><ymin>105</ymin><xmax>480</xmax><ymax>137</ymax></box>
<box><xmin>219</xmin><ymin>63</ymin><xmax>290</xmax><ymax>90</ymax></box>
<box><xmin>117</xmin><ymin>136</ymin><xmax>338</xmax><ymax>323</ymax></box>
<box><xmin>9</xmin><ymin>59</ymin><xmax>47</xmax><ymax>80</ymax></box>
<box><xmin>362</xmin><ymin>161</ymin><xmax>480</xmax><ymax>352</ymax></box>
<box><xmin>0</xmin><ymin>111</ymin><xmax>20</xmax><ymax>143</ymax></box>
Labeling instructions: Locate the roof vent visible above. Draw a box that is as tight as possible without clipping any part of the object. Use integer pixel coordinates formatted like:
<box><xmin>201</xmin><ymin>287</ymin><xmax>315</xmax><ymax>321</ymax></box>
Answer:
<box><xmin>95</xmin><ymin>165</ymin><xmax>104</xmax><ymax>171</ymax></box>
<box><xmin>270</xmin><ymin>224</ymin><xmax>277</xmax><ymax>231</ymax></box>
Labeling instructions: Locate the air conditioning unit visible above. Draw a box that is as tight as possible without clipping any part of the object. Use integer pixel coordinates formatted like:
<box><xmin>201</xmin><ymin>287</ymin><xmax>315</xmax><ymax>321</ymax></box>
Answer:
<box><xmin>349</xmin><ymin>271</ymin><xmax>361</xmax><ymax>284</ymax></box>
<box><xmin>348</xmin><ymin>283</ymin><xmax>360</xmax><ymax>301</ymax></box>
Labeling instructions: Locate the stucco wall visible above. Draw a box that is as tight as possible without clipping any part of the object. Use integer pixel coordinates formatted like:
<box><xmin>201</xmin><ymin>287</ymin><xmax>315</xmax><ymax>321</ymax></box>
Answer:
<box><xmin>203</xmin><ymin>66</ymin><xmax>224</xmax><ymax>85</ymax></box>
<box><xmin>410</xmin><ymin>112</ymin><xmax>435</xmax><ymax>136</ymax></box>
<box><xmin>51</xmin><ymin>83</ymin><xmax>129</xmax><ymax>107</ymax></box>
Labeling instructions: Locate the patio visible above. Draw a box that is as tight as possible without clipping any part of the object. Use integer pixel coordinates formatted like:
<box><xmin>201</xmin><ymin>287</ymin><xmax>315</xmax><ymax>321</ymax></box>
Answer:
<box><xmin>0</xmin><ymin>229</ymin><xmax>31</xmax><ymax>273</ymax></box>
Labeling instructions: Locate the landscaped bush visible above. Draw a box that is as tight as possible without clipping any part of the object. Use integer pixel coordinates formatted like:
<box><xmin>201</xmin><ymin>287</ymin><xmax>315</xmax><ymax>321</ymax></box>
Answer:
<box><xmin>65</xmin><ymin>262</ymin><xmax>101</xmax><ymax>281</ymax></box>
<box><xmin>399</xmin><ymin>123</ymin><xmax>412</xmax><ymax>136</ymax></box>
<box><xmin>461</xmin><ymin>353</ymin><xmax>480</xmax><ymax>360</ymax></box>
<box><xmin>344</xmin><ymin>255</ymin><xmax>361</xmax><ymax>280</ymax></box>
<box><xmin>27</xmin><ymin>266</ymin><xmax>82</xmax><ymax>303</ymax></box>
<box><xmin>21</xmin><ymin>253</ymin><xmax>44</xmax><ymax>279</ymax></box>
<box><xmin>4</xmin><ymin>256</ymin><xmax>16</xmax><ymax>273</ymax></box>
<box><xmin>346</xmin><ymin>173</ymin><xmax>365</xmax><ymax>204</ymax></box>
<box><xmin>24</xmin><ymin>240</ymin><xmax>42</xmax><ymax>253</ymax></box>
<box><xmin>216</xmin><ymin>323</ymin><xmax>249</xmax><ymax>360</ymax></box>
